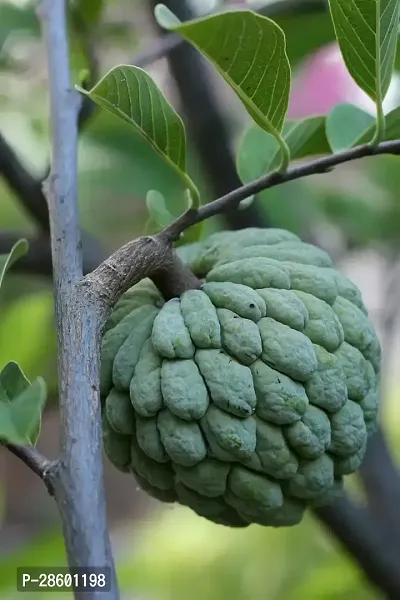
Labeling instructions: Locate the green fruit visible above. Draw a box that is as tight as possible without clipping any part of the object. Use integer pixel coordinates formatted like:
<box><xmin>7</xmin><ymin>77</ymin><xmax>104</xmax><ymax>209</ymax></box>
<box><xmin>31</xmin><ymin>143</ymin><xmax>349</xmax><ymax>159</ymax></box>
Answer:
<box><xmin>100</xmin><ymin>228</ymin><xmax>381</xmax><ymax>529</ymax></box>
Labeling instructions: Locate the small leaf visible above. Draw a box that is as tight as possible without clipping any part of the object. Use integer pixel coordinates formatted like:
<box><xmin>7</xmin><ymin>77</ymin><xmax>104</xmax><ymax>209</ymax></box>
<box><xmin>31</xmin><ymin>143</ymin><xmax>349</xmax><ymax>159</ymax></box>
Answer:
<box><xmin>237</xmin><ymin>125</ymin><xmax>279</xmax><ymax>184</ymax></box>
<box><xmin>156</xmin><ymin>6</ymin><xmax>291</xmax><ymax>165</ymax></box>
<box><xmin>356</xmin><ymin>105</ymin><xmax>400</xmax><ymax>144</ymax></box>
<box><xmin>0</xmin><ymin>361</ymin><xmax>30</xmax><ymax>401</ymax></box>
<box><xmin>328</xmin><ymin>0</ymin><xmax>400</xmax><ymax>141</ymax></box>
<box><xmin>326</xmin><ymin>104</ymin><xmax>376</xmax><ymax>152</ymax></box>
<box><xmin>8</xmin><ymin>378</ymin><xmax>47</xmax><ymax>446</ymax></box>
<box><xmin>155</xmin><ymin>3</ymin><xmax>181</xmax><ymax>27</ymax></box>
<box><xmin>144</xmin><ymin>190</ymin><xmax>204</xmax><ymax>245</ymax></box>
<box><xmin>238</xmin><ymin>196</ymin><xmax>255</xmax><ymax>210</ymax></box>
<box><xmin>176</xmin><ymin>222</ymin><xmax>205</xmax><ymax>246</ymax></box>
<box><xmin>0</xmin><ymin>403</ymin><xmax>24</xmax><ymax>446</ymax></box>
<box><xmin>237</xmin><ymin>116</ymin><xmax>330</xmax><ymax>182</ymax></box>
<box><xmin>0</xmin><ymin>239</ymin><xmax>28</xmax><ymax>292</ymax></box>
<box><xmin>283</xmin><ymin>117</ymin><xmax>331</xmax><ymax>160</ymax></box>
<box><xmin>0</xmin><ymin>362</ymin><xmax>47</xmax><ymax>446</ymax></box>
<box><xmin>146</xmin><ymin>190</ymin><xmax>174</xmax><ymax>229</ymax></box>
<box><xmin>76</xmin><ymin>65</ymin><xmax>200</xmax><ymax>206</ymax></box>
<box><xmin>328</xmin><ymin>0</ymin><xmax>400</xmax><ymax>102</ymax></box>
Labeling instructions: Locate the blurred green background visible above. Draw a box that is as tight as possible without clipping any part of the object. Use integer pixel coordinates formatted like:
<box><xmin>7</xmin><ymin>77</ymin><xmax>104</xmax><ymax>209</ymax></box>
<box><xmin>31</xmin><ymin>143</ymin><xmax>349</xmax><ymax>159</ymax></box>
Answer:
<box><xmin>0</xmin><ymin>0</ymin><xmax>399</xmax><ymax>598</ymax></box>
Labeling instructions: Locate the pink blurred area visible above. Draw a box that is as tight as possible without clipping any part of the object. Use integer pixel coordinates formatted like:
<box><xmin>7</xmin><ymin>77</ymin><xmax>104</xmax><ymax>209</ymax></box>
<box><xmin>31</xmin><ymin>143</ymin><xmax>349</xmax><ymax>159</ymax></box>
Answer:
<box><xmin>288</xmin><ymin>43</ymin><xmax>358</xmax><ymax>118</ymax></box>
<box><xmin>228</xmin><ymin>0</ymin><xmax>398</xmax><ymax>117</ymax></box>
<box><xmin>288</xmin><ymin>41</ymin><xmax>398</xmax><ymax>118</ymax></box>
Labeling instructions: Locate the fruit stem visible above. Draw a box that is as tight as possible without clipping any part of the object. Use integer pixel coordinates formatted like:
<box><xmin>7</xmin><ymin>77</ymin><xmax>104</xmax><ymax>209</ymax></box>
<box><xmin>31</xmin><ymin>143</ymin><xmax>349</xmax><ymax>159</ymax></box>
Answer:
<box><xmin>151</xmin><ymin>250</ymin><xmax>202</xmax><ymax>300</ymax></box>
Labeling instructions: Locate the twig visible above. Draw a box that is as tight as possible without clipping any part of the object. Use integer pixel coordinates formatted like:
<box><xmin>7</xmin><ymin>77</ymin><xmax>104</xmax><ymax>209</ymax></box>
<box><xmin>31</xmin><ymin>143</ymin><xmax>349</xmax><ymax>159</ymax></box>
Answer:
<box><xmin>81</xmin><ymin>137</ymin><xmax>400</xmax><ymax>308</ymax></box>
<box><xmin>37</xmin><ymin>2</ymin><xmax>117</xmax><ymax>597</ymax></box>
<box><xmin>160</xmin><ymin>138</ymin><xmax>400</xmax><ymax>241</ymax></box>
<box><xmin>314</xmin><ymin>497</ymin><xmax>400</xmax><ymax>599</ymax></box>
<box><xmin>0</xmin><ymin>231</ymin><xmax>106</xmax><ymax>277</ymax></box>
<box><xmin>5</xmin><ymin>444</ymin><xmax>51</xmax><ymax>480</ymax></box>
<box><xmin>82</xmin><ymin>235</ymin><xmax>197</xmax><ymax>306</ymax></box>
<box><xmin>5</xmin><ymin>443</ymin><xmax>55</xmax><ymax>494</ymax></box>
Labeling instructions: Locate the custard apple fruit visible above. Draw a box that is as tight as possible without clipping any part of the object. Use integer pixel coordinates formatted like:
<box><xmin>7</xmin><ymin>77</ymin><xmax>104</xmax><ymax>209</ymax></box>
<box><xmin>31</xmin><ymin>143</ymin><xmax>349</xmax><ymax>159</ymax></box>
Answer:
<box><xmin>100</xmin><ymin>228</ymin><xmax>381</xmax><ymax>528</ymax></box>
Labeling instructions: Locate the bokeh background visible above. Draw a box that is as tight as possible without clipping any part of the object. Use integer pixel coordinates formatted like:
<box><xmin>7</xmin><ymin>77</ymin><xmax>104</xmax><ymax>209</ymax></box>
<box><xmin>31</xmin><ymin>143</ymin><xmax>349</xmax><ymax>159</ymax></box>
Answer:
<box><xmin>0</xmin><ymin>0</ymin><xmax>400</xmax><ymax>598</ymax></box>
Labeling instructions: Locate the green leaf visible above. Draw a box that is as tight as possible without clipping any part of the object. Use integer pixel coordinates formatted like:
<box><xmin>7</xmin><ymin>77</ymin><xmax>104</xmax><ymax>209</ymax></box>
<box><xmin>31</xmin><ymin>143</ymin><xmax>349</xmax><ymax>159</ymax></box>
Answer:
<box><xmin>155</xmin><ymin>3</ymin><xmax>181</xmax><ymax>27</ymax></box>
<box><xmin>0</xmin><ymin>362</ymin><xmax>47</xmax><ymax>446</ymax></box>
<box><xmin>146</xmin><ymin>190</ymin><xmax>174</xmax><ymax>229</ymax></box>
<box><xmin>155</xmin><ymin>5</ymin><xmax>291</xmax><ymax>169</ymax></box>
<box><xmin>238</xmin><ymin>196</ymin><xmax>256</xmax><ymax>210</ymax></box>
<box><xmin>76</xmin><ymin>65</ymin><xmax>200</xmax><ymax>206</ymax></box>
<box><xmin>356</xmin><ymin>105</ymin><xmax>400</xmax><ymax>143</ymax></box>
<box><xmin>0</xmin><ymin>239</ymin><xmax>28</xmax><ymax>292</ymax></box>
<box><xmin>145</xmin><ymin>190</ymin><xmax>204</xmax><ymax>245</ymax></box>
<box><xmin>326</xmin><ymin>104</ymin><xmax>376</xmax><ymax>151</ymax></box>
<box><xmin>237</xmin><ymin>116</ymin><xmax>330</xmax><ymax>182</ymax></box>
<box><xmin>0</xmin><ymin>361</ymin><xmax>30</xmax><ymax>400</ymax></box>
<box><xmin>284</xmin><ymin>117</ymin><xmax>331</xmax><ymax>160</ymax></box>
<box><xmin>237</xmin><ymin>126</ymin><xmax>278</xmax><ymax>184</ymax></box>
<box><xmin>328</xmin><ymin>0</ymin><xmax>400</xmax><ymax>141</ymax></box>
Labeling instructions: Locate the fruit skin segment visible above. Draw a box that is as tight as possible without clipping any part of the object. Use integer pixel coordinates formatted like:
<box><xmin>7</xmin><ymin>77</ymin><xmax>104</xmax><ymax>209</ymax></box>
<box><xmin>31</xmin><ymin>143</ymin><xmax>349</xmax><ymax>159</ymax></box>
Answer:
<box><xmin>100</xmin><ymin>228</ymin><xmax>381</xmax><ymax>529</ymax></box>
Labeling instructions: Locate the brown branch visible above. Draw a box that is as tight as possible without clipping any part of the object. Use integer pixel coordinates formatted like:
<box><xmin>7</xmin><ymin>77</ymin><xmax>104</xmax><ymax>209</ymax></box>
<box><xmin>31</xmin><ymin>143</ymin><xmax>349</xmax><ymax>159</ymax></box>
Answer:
<box><xmin>160</xmin><ymin>139</ymin><xmax>400</xmax><ymax>242</ymax></box>
<box><xmin>83</xmin><ymin>235</ymin><xmax>199</xmax><ymax>307</ymax></box>
<box><xmin>0</xmin><ymin>231</ymin><xmax>106</xmax><ymax>277</ymax></box>
<box><xmin>5</xmin><ymin>443</ymin><xmax>54</xmax><ymax>493</ymax></box>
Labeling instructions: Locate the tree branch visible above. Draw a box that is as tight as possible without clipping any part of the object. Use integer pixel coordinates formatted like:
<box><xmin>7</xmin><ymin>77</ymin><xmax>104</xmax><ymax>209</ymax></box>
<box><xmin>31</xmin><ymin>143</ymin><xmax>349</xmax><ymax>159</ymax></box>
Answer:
<box><xmin>80</xmin><ymin>138</ymin><xmax>400</xmax><ymax>308</ymax></box>
<box><xmin>37</xmin><ymin>2</ymin><xmax>117</xmax><ymax>597</ymax></box>
<box><xmin>5</xmin><ymin>443</ymin><xmax>53</xmax><ymax>490</ymax></box>
<box><xmin>314</xmin><ymin>497</ymin><xmax>400</xmax><ymax>599</ymax></box>
<box><xmin>0</xmin><ymin>231</ymin><xmax>106</xmax><ymax>277</ymax></box>
<box><xmin>360</xmin><ymin>428</ymin><xmax>400</xmax><ymax>544</ymax></box>
<box><xmin>159</xmin><ymin>138</ymin><xmax>400</xmax><ymax>242</ymax></box>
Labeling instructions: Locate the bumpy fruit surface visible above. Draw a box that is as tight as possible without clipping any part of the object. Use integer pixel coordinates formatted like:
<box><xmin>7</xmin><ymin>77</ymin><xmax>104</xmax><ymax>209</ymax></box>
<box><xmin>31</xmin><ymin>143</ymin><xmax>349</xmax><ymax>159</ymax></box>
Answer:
<box><xmin>100</xmin><ymin>228</ymin><xmax>381</xmax><ymax>528</ymax></box>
